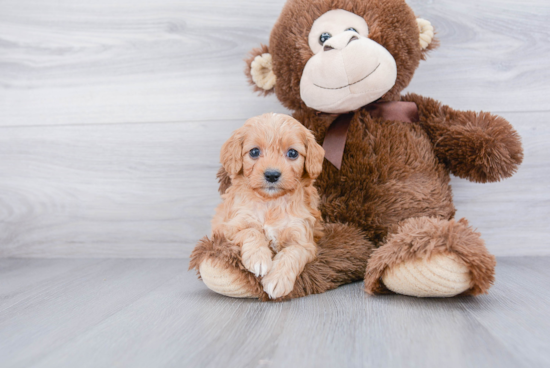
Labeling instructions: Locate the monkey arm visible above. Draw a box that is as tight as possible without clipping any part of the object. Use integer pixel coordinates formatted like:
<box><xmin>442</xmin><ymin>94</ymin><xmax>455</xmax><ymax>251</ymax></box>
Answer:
<box><xmin>402</xmin><ymin>93</ymin><xmax>523</xmax><ymax>183</ymax></box>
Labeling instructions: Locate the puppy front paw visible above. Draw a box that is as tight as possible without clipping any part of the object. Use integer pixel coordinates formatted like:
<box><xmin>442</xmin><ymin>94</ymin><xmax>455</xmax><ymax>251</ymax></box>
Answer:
<box><xmin>242</xmin><ymin>246</ymin><xmax>273</xmax><ymax>277</ymax></box>
<box><xmin>261</xmin><ymin>260</ymin><xmax>296</xmax><ymax>299</ymax></box>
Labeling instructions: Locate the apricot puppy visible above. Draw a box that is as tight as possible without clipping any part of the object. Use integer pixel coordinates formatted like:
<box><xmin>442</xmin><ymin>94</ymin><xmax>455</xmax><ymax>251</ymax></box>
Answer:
<box><xmin>211</xmin><ymin>113</ymin><xmax>325</xmax><ymax>299</ymax></box>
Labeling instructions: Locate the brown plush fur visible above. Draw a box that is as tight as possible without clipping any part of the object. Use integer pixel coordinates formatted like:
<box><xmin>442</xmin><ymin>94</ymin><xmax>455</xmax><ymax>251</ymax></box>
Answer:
<box><xmin>364</xmin><ymin>217</ymin><xmax>496</xmax><ymax>295</ymax></box>
<box><xmin>190</xmin><ymin>222</ymin><xmax>374</xmax><ymax>301</ymax></box>
<box><xmin>403</xmin><ymin>93</ymin><xmax>524</xmax><ymax>183</ymax></box>
<box><xmin>294</xmin><ymin>108</ymin><xmax>458</xmax><ymax>246</ymax></box>
<box><xmin>192</xmin><ymin>0</ymin><xmax>523</xmax><ymax>299</ymax></box>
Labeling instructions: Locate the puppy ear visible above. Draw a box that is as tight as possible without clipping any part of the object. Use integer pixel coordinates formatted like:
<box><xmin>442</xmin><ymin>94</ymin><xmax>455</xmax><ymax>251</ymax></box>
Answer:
<box><xmin>220</xmin><ymin>127</ymin><xmax>245</xmax><ymax>177</ymax></box>
<box><xmin>416</xmin><ymin>18</ymin><xmax>439</xmax><ymax>57</ymax></box>
<box><xmin>304</xmin><ymin>131</ymin><xmax>325</xmax><ymax>179</ymax></box>
<box><xmin>245</xmin><ymin>44</ymin><xmax>276</xmax><ymax>95</ymax></box>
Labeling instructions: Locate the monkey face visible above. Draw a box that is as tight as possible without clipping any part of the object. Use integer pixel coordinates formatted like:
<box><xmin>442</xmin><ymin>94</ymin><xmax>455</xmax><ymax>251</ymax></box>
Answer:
<box><xmin>300</xmin><ymin>10</ymin><xmax>397</xmax><ymax>114</ymax></box>
<box><xmin>245</xmin><ymin>0</ymin><xmax>436</xmax><ymax>113</ymax></box>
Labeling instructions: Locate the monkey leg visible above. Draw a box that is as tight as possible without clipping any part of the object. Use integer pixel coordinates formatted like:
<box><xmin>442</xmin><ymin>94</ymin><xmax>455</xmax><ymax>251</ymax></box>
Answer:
<box><xmin>189</xmin><ymin>223</ymin><xmax>374</xmax><ymax>301</ymax></box>
<box><xmin>364</xmin><ymin>216</ymin><xmax>496</xmax><ymax>297</ymax></box>
<box><xmin>285</xmin><ymin>223</ymin><xmax>374</xmax><ymax>300</ymax></box>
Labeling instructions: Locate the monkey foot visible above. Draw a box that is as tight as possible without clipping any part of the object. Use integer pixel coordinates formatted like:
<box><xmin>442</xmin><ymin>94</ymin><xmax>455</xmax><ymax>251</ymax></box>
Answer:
<box><xmin>364</xmin><ymin>217</ymin><xmax>496</xmax><ymax>297</ymax></box>
<box><xmin>199</xmin><ymin>259</ymin><xmax>258</xmax><ymax>298</ymax></box>
<box><xmin>381</xmin><ymin>253</ymin><xmax>471</xmax><ymax>297</ymax></box>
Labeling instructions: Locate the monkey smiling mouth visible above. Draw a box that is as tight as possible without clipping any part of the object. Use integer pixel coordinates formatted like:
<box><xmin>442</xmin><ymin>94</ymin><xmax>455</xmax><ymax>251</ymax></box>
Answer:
<box><xmin>313</xmin><ymin>63</ymin><xmax>381</xmax><ymax>90</ymax></box>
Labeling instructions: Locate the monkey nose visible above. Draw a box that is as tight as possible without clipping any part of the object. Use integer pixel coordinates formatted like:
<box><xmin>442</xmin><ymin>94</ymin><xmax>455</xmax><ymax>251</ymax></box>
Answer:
<box><xmin>323</xmin><ymin>31</ymin><xmax>360</xmax><ymax>51</ymax></box>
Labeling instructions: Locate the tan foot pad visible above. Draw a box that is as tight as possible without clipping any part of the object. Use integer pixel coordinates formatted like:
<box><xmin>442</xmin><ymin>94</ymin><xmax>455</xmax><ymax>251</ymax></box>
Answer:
<box><xmin>199</xmin><ymin>260</ymin><xmax>257</xmax><ymax>298</ymax></box>
<box><xmin>381</xmin><ymin>253</ymin><xmax>471</xmax><ymax>297</ymax></box>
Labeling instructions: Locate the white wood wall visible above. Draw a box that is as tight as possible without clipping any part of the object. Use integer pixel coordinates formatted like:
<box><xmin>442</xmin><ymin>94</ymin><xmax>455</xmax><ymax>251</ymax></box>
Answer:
<box><xmin>0</xmin><ymin>0</ymin><xmax>548</xmax><ymax>258</ymax></box>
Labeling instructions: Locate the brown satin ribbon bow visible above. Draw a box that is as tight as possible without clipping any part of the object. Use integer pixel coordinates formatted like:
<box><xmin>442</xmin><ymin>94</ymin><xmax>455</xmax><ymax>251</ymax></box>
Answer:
<box><xmin>322</xmin><ymin>101</ymin><xmax>419</xmax><ymax>170</ymax></box>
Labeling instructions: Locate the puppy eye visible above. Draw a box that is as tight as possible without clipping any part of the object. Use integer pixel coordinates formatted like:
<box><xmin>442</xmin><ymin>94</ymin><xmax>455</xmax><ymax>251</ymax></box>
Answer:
<box><xmin>346</xmin><ymin>27</ymin><xmax>358</xmax><ymax>33</ymax></box>
<box><xmin>286</xmin><ymin>149</ymin><xmax>299</xmax><ymax>160</ymax></box>
<box><xmin>249</xmin><ymin>147</ymin><xmax>260</xmax><ymax>158</ymax></box>
<box><xmin>319</xmin><ymin>32</ymin><xmax>332</xmax><ymax>45</ymax></box>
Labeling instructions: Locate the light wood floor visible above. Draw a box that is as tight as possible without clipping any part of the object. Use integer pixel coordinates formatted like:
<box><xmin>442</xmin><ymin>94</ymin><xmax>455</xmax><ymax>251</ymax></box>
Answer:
<box><xmin>1</xmin><ymin>257</ymin><xmax>549</xmax><ymax>368</ymax></box>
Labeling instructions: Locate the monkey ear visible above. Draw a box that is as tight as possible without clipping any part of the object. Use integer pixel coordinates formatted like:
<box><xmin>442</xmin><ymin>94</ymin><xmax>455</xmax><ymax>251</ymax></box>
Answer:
<box><xmin>220</xmin><ymin>127</ymin><xmax>245</xmax><ymax>177</ymax></box>
<box><xmin>416</xmin><ymin>18</ymin><xmax>438</xmax><ymax>54</ymax></box>
<box><xmin>245</xmin><ymin>44</ymin><xmax>276</xmax><ymax>95</ymax></box>
<box><xmin>304</xmin><ymin>131</ymin><xmax>325</xmax><ymax>180</ymax></box>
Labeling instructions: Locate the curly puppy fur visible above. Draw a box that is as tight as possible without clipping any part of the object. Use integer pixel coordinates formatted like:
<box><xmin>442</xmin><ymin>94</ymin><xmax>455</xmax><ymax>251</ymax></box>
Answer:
<box><xmin>211</xmin><ymin>113</ymin><xmax>327</xmax><ymax>299</ymax></box>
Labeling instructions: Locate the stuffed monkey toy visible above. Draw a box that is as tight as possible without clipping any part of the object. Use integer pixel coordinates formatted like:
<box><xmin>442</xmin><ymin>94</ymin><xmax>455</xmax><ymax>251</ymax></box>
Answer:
<box><xmin>190</xmin><ymin>0</ymin><xmax>523</xmax><ymax>300</ymax></box>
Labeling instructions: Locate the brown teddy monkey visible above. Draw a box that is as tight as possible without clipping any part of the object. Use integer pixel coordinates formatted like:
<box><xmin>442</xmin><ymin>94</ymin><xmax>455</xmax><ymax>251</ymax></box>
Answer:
<box><xmin>190</xmin><ymin>0</ymin><xmax>523</xmax><ymax>300</ymax></box>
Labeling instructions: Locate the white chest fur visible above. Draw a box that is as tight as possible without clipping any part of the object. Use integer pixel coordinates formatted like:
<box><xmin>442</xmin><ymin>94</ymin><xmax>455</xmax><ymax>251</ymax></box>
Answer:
<box><xmin>247</xmin><ymin>196</ymin><xmax>298</xmax><ymax>253</ymax></box>
<box><xmin>264</xmin><ymin>225</ymin><xmax>279</xmax><ymax>252</ymax></box>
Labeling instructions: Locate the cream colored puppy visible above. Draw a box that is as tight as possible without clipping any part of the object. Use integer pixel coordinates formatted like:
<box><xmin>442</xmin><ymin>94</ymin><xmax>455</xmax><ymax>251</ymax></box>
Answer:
<box><xmin>211</xmin><ymin>113</ymin><xmax>325</xmax><ymax>299</ymax></box>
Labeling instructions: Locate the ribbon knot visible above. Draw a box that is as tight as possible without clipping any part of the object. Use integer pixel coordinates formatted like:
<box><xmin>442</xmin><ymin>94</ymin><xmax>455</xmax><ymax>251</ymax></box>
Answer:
<box><xmin>322</xmin><ymin>101</ymin><xmax>419</xmax><ymax>170</ymax></box>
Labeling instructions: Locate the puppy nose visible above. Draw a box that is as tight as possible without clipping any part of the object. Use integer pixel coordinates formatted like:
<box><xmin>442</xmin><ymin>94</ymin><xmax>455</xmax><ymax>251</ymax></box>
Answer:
<box><xmin>323</xmin><ymin>31</ymin><xmax>359</xmax><ymax>51</ymax></box>
<box><xmin>264</xmin><ymin>170</ymin><xmax>281</xmax><ymax>183</ymax></box>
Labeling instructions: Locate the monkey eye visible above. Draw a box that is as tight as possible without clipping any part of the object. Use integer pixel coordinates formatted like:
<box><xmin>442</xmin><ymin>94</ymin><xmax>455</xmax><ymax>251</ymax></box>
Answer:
<box><xmin>249</xmin><ymin>148</ymin><xmax>261</xmax><ymax>158</ymax></box>
<box><xmin>346</xmin><ymin>27</ymin><xmax>358</xmax><ymax>33</ymax></box>
<box><xmin>286</xmin><ymin>149</ymin><xmax>299</xmax><ymax>160</ymax></box>
<box><xmin>319</xmin><ymin>32</ymin><xmax>332</xmax><ymax>45</ymax></box>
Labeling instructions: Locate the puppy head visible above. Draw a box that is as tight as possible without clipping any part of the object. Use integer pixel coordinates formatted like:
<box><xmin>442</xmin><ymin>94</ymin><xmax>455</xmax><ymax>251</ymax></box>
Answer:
<box><xmin>220</xmin><ymin>113</ymin><xmax>325</xmax><ymax>198</ymax></box>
